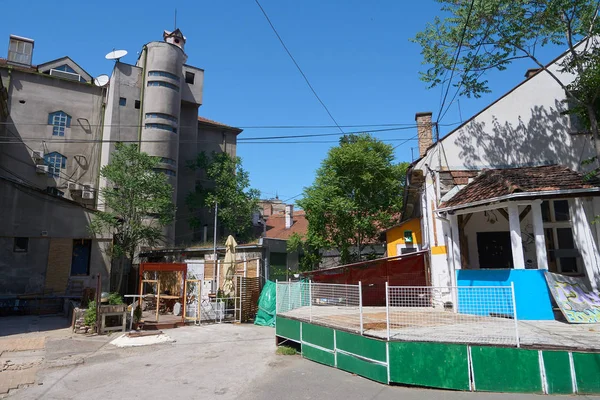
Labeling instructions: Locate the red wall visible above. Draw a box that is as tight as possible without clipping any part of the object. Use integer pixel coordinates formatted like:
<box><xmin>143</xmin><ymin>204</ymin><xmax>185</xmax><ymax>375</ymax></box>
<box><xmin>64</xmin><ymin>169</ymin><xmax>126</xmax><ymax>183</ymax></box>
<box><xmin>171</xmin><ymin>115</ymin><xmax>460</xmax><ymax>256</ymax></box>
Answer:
<box><xmin>304</xmin><ymin>252</ymin><xmax>426</xmax><ymax>306</ymax></box>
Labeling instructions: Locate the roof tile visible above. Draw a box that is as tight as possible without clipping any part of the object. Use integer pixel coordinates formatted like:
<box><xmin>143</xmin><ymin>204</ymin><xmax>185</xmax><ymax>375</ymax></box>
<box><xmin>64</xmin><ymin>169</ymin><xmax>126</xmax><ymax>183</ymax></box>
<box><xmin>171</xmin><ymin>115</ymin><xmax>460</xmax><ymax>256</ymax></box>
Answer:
<box><xmin>441</xmin><ymin>165</ymin><xmax>599</xmax><ymax>208</ymax></box>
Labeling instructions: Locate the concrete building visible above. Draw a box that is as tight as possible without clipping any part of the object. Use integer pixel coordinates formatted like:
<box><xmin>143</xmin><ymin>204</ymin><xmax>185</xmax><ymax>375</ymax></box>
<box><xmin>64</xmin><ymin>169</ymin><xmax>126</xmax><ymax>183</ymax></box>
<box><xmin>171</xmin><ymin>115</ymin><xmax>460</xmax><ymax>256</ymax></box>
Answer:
<box><xmin>0</xmin><ymin>30</ymin><xmax>241</xmax><ymax>295</ymax></box>
<box><xmin>401</xmin><ymin>40</ymin><xmax>600</xmax><ymax>311</ymax></box>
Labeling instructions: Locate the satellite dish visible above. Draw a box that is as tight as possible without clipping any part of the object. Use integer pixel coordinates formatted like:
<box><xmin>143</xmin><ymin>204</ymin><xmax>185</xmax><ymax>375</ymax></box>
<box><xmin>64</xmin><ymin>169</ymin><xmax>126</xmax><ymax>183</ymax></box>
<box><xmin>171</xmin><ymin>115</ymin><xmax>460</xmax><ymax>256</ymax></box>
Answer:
<box><xmin>105</xmin><ymin>49</ymin><xmax>128</xmax><ymax>61</ymax></box>
<box><xmin>94</xmin><ymin>74</ymin><xmax>109</xmax><ymax>86</ymax></box>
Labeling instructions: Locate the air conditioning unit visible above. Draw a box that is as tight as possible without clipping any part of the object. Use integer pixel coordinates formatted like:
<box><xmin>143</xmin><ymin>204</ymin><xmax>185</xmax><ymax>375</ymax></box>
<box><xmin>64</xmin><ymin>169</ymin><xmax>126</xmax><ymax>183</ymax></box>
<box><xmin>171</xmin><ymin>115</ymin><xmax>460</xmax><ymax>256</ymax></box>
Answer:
<box><xmin>68</xmin><ymin>182</ymin><xmax>78</xmax><ymax>191</ymax></box>
<box><xmin>82</xmin><ymin>190</ymin><xmax>95</xmax><ymax>200</ymax></box>
<box><xmin>31</xmin><ymin>150</ymin><xmax>44</xmax><ymax>160</ymax></box>
<box><xmin>36</xmin><ymin>165</ymin><xmax>49</xmax><ymax>174</ymax></box>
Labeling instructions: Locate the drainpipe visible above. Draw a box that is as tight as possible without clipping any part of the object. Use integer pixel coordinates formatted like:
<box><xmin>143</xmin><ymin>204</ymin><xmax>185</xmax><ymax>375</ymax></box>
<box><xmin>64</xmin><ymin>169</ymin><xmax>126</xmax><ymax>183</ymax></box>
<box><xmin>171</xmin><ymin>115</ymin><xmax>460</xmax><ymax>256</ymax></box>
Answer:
<box><xmin>137</xmin><ymin>45</ymin><xmax>148</xmax><ymax>146</ymax></box>
<box><xmin>94</xmin><ymin>99</ymin><xmax>106</xmax><ymax>207</ymax></box>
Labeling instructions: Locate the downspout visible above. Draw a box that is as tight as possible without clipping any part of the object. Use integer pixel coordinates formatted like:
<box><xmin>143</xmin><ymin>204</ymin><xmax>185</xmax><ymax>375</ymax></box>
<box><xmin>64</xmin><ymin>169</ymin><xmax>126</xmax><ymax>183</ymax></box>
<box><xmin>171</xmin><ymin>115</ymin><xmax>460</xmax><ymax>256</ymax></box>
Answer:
<box><xmin>137</xmin><ymin>45</ymin><xmax>148</xmax><ymax>146</ymax></box>
<box><xmin>94</xmin><ymin>98</ymin><xmax>106</xmax><ymax>208</ymax></box>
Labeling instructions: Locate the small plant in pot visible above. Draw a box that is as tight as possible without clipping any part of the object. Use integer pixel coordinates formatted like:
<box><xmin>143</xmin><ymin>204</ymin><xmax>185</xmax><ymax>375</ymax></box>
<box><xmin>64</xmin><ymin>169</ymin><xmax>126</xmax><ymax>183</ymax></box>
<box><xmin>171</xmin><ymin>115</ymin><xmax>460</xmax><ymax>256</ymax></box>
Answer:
<box><xmin>133</xmin><ymin>305</ymin><xmax>143</xmax><ymax>330</ymax></box>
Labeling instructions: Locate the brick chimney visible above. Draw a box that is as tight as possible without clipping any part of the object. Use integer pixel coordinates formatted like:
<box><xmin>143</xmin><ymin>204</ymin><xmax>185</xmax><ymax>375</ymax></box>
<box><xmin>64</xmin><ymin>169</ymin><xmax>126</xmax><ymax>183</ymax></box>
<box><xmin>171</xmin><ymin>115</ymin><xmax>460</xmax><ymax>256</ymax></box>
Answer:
<box><xmin>415</xmin><ymin>112</ymin><xmax>433</xmax><ymax>158</ymax></box>
<box><xmin>285</xmin><ymin>205</ymin><xmax>294</xmax><ymax>229</ymax></box>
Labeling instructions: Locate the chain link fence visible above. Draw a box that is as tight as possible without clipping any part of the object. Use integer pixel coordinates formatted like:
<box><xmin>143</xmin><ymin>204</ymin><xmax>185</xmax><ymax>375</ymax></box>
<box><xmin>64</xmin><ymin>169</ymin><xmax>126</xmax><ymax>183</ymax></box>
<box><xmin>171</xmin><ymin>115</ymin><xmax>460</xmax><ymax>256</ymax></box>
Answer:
<box><xmin>275</xmin><ymin>281</ymin><xmax>520</xmax><ymax>347</ymax></box>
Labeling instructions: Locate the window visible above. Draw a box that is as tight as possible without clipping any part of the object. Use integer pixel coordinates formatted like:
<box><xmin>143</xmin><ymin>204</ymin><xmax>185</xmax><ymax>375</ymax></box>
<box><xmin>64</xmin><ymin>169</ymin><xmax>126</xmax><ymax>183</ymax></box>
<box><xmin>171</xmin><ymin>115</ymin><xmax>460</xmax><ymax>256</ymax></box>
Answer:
<box><xmin>134</xmin><ymin>100</ymin><xmax>141</xmax><ymax>109</ymax></box>
<box><xmin>158</xmin><ymin>157</ymin><xmax>176</xmax><ymax>166</ymax></box>
<box><xmin>148</xmin><ymin>71</ymin><xmax>180</xmax><ymax>81</ymax></box>
<box><xmin>13</xmin><ymin>237</ymin><xmax>29</xmax><ymax>252</ymax></box>
<box><xmin>185</xmin><ymin>71</ymin><xmax>195</xmax><ymax>84</ymax></box>
<box><xmin>541</xmin><ymin>200</ymin><xmax>581</xmax><ymax>274</ymax></box>
<box><xmin>55</xmin><ymin>64</ymin><xmax>77</xmax><ymax>74</ymax></box>
<box><xmin>153</xmin><ymin>168</ymin><xmax>176</xmax><ymax>177</ymax></box>
<box><xmin>8</xmin><ymin>38</ymin><xmax>33</xmax><ymax>65</ymax></box>
<box><xmin>119</xmin><ymin>97</ymin><xmax>127</xmax><ymax>106</ymax></box>
<box><xmin>147</xmin><ymin>81</ymin><xmax>180</xmax><ymax>92</ymax></box>
<box><xmin>145</xmin><ymin>113</ymin><xmax>178</xmax><ymax>123</ymax></box>
<box><xmin>145</xmin><ymin>123</ymin><xmax>177</xmax><ymax>133</ymax></box>
<box><xmin>48</xmin><ymin>111</ymin><xmax>71</xmax><ymax>136</ymax></box>
<box><xmin>44</xmin><ymin>152</ymin><xmax>67</xmax><ymax>177</ymax></box>
<box><xmin>71</xmin><ymin>239</ymin><xmax>91</xmax><ymax>276</ymax></box>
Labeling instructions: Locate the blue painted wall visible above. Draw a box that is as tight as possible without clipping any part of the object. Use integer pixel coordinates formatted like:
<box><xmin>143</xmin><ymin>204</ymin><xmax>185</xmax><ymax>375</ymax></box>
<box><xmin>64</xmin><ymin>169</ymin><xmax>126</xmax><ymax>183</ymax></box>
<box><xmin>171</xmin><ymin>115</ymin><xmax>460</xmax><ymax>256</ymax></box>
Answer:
<box><xmin>456</xmin><ymin>269</ymin><xmax>555</xmax><ymax>320</ymax></box>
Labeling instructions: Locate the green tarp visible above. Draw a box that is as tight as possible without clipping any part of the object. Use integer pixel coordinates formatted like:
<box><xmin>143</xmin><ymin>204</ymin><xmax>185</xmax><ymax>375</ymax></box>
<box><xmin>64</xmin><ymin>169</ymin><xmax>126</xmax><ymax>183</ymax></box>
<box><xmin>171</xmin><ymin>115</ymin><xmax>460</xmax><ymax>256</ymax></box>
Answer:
<box><xmin>254</xmin><ymin>280</ymin><xmax>276</xmax><ymax>327</ymax></box>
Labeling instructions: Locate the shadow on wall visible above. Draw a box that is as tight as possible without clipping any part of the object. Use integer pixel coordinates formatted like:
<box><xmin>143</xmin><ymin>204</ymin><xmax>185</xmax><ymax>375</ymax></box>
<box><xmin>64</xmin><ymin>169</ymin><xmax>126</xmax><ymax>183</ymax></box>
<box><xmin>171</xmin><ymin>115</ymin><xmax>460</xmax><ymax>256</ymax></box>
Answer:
<box><xmin>453</xmin><ymin>102</ymin><xmax>594</xmax><ymax>171</ymax></box>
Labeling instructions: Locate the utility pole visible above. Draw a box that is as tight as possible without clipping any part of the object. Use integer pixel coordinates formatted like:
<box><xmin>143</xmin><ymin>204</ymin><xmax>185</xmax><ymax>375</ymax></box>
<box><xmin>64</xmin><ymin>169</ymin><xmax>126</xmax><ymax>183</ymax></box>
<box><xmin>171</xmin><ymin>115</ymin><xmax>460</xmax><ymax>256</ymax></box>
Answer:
<box><xmin>213</xmin><ymin>201</ymin><xmax>218</xmax><ymax>293</ymax></box>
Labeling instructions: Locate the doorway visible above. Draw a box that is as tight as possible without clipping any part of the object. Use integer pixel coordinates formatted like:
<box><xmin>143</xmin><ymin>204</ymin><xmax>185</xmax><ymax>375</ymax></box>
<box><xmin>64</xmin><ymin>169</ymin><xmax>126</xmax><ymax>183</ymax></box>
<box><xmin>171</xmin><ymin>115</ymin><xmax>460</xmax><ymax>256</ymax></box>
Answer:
<box><xmin>477</xmin><ymin>232</ymin><xmax>513</xmax><ymax>269</ymax></box>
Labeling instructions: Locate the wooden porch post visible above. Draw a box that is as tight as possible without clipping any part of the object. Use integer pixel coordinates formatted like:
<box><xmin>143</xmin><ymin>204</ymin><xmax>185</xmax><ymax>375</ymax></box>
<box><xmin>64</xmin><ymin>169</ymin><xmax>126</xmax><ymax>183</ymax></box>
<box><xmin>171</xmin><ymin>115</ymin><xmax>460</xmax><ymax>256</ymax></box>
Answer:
<box><xmin>508</xmin><ymin>203</ymin><xmax>526</xmax><ymax>269</ymax></box>
<box><xmin>531</xmin><ymin>200</ymin><xmax>548</xmax><ymax>270</ymax></box>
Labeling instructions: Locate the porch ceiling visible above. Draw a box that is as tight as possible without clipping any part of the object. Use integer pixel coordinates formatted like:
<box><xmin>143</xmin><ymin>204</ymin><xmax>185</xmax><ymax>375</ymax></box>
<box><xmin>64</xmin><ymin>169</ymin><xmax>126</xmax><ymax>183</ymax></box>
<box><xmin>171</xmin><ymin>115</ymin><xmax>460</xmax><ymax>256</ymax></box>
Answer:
<box><xmin>439</xmin><ymin>165</ymin><xmax>600</xmax><ymax>212</ymax></box>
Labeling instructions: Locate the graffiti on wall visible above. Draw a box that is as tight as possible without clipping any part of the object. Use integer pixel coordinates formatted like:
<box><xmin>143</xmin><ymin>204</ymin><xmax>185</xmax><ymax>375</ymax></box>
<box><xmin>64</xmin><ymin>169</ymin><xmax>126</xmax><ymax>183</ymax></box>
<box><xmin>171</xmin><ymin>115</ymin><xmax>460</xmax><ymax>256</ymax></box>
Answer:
<box><xmin>544</xmin><ymin>271</ymin><xmax>600</xmax><ymax>323</ymax></box>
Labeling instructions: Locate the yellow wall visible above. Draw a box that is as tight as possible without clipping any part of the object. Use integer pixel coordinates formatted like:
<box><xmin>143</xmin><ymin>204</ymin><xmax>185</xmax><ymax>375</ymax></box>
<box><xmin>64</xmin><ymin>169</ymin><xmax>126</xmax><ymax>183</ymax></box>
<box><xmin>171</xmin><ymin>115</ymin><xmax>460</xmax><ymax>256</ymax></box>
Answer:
<box><xmin>386</xmin><ymin>218</ymin><xmax>422</xmax><ymax>257</ymax></box>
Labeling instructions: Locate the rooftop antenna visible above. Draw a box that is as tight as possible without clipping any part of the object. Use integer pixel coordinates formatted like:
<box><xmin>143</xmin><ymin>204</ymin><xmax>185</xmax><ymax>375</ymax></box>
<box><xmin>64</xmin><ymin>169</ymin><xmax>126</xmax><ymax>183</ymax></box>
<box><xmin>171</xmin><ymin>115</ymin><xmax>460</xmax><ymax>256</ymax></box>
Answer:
<box><xmin>105</xmin><ymin>49</ymin><xmax>128</xmax><ymax>62</ymax></box>
<box><xmin>93</xmin><ymin>74</ymin><xmax>109</xmax><ymax>86</ymax></box>
<box><xmin>174</xmin><ymin>9</ymin><xmax>177</xmax><ymax>30</ymax></box>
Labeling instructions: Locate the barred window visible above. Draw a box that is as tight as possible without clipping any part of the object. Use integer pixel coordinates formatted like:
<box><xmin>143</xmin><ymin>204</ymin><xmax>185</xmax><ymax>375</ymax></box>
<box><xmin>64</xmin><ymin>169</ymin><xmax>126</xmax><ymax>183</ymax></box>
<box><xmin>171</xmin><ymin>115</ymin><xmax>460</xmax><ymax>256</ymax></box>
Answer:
<box><xmin>47</xmin><ymin>111</ymin><xmax>71</xmax><ymax>136</ymax></box>
<box><xmin>44</xmin><ymin>152</ymin><xmax>67</xmax><ymax>177</ymax></box>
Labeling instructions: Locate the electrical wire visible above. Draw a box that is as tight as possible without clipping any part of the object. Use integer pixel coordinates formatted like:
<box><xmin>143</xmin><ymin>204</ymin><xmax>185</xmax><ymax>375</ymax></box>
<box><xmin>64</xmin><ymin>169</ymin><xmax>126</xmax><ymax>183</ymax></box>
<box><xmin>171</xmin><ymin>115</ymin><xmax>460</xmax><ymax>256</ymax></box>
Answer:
<box><xmin>253</xmin><ymin>0</ymin><xmax>344</xmax><ymax>134</ymax></box>
<box><xmin>436</xmin><ymin>0</ymin><xmax>476</xmax><ymax>124</ymax></box>
<box><xmin>0</xmin><ymin>121</ymin><xmax>460</xmax><ymax>129</ymax></box>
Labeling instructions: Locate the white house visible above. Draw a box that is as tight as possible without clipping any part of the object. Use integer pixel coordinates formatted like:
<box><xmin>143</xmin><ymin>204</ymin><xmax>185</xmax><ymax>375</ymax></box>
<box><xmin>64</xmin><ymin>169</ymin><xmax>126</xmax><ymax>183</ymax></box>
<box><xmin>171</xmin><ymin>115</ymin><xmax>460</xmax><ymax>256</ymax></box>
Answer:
<box><xmin>403</xmin><ymin>41</ymin><xmax>600</xmax><ymax>309</ymax></box>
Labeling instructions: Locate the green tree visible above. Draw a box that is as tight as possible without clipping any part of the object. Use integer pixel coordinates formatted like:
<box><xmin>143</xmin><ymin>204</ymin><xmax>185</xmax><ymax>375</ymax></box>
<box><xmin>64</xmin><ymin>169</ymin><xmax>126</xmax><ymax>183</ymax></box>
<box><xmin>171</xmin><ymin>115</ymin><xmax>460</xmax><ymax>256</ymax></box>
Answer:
<box><xmin>90</xmin><ymin>143</ymin><xmax>175</xmax><ymax>292</ymax></box>
<box><xmin>186</xmin><ymin>152</ymin><xmax>260</xmax><ymax>242</ymax></box>
<box><xmin>412</xmin><ymin>0</ymin><xmax>600</xmax><ymax>156</ymax></box>
<box><xmin>298</xmin><ymin>134</ymin><xmax>409</xmax><ymax>266</ymax></box>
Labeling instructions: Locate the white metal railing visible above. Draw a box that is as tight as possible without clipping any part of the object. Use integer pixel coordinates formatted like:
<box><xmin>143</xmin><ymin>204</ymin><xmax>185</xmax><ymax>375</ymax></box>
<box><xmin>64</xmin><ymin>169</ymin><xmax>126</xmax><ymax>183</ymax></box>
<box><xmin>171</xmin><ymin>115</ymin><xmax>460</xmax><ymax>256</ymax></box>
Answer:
<box><xmin>275</xmin><ymin>281</ymin><xmax>520</xmax><ymax>347</ymax></box>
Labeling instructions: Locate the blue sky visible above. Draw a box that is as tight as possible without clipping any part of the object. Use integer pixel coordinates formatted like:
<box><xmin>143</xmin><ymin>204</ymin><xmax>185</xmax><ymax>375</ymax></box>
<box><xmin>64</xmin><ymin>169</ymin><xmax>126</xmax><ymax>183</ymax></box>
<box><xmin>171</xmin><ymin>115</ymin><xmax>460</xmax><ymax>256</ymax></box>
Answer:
<box><xmin>2</xmin><ymin>0</ymin><xmax>563</xmax><ymax>204</ymax></box>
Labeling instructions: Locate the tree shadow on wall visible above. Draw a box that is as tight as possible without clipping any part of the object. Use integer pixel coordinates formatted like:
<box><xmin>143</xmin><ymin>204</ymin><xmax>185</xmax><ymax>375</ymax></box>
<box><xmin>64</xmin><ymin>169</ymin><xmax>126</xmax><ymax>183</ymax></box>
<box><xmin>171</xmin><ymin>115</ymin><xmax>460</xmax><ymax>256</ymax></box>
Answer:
<box><xmin>453</xmin><ymin>101</ymin><xmax>594</xmax><ymax>171</ymax></box>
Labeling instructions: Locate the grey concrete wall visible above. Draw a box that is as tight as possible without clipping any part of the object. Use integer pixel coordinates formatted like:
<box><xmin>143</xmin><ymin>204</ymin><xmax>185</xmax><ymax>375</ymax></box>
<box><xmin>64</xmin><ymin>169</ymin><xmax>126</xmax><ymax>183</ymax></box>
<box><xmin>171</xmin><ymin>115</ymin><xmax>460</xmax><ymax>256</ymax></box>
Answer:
<box><xmin>181</xmin><ymin>65</ymin><xmax>204</xmax><ymax>105</ymax></box>
<box><xmin>175</xmin><ymin>103</ymin><xmax>200</xmax><ymax>245</ymax></box>
<box><xmin>0</xmin><ymin>237</ymin><xmax>49</xmax><ymax>295</ymax></box>
<box><xmin>0</xmin><ymin>68</ymin><xmax>105</xmax><ymax>201</ymax></box>
<box><xmin>0</xmin><ymin>179</ymin><xmax>111</xmax><ymax>294</ymax></box>
<box><xmin>98</xmin><ymin>63</ymin><xmax>142</xmax><ymax>210</ymax></box>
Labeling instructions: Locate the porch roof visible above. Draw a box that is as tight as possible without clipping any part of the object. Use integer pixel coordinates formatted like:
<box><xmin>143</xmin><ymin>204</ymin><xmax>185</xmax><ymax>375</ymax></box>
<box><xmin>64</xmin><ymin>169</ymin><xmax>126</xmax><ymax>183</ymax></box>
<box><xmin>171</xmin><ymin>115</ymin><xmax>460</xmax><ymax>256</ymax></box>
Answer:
<box><xmin>438</xmin><ymin>165</ymin><xmax>600</xmax><ymax>212</ymax></box>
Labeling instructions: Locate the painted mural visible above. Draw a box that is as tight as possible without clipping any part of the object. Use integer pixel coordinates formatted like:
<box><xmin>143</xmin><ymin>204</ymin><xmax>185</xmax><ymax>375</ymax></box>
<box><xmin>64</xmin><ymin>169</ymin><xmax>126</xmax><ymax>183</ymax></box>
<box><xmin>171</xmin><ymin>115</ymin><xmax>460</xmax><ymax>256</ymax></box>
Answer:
<box><xmin>544</xmin><ymin>271</ymin><xmax>600</xmax><ymax>323</ymax></box>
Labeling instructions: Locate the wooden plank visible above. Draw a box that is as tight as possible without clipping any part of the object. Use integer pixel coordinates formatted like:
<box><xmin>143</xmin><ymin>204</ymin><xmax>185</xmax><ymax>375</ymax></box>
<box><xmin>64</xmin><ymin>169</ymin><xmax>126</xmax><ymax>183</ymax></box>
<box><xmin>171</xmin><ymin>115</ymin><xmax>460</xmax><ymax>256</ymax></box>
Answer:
<box><xmin>520</xmin><ymin>205</ymin><xmax>532</xmax><ymax>222</ymax></box>
<box><xmin>497</xmin><ymin>208</ymin><xmax>509</xmax><ymax>221</ymax></box>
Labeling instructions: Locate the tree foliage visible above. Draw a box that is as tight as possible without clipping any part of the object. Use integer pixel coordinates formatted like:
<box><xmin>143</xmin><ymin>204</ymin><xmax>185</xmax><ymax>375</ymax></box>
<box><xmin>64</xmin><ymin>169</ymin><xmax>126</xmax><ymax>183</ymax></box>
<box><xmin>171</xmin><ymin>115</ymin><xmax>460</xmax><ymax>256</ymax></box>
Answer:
<box><xmin>412</xmin><ymin>0</ymin><xmax>600</xmax><ymax>151</ymax></box>
<box><xmin>186</xmin><ymin>152</ymin><xmax>260</xmax><ymax>242</ymax></box>
<box><xmin>298</xmin><ymin>134</ymin><xmax>409</xmax><ymax>266</ymax></box>
<box><xmin>90</xmin><ymin>143</ymin><xmax>175</xmax><ymax>291</ymax></box>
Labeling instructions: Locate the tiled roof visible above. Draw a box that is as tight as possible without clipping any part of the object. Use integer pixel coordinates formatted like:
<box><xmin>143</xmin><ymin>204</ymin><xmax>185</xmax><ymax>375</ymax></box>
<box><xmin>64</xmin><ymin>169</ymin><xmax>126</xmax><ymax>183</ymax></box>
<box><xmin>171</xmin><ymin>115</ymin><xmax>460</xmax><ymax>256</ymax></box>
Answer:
<box><xmin>0</xmin><ymin>58</ymin><xmax>38</xmax><ymax>72</ymax></box>
<box><xmin>265</xmin><ymin>210</ymin><xmax>308</xmax><ymax>240</ymax></box>
<box><xmin>197</xmin><ymin>116</ymin><xmax>242</xmax><ymax>132</ymax></box>
<box><xmin>441</xmin><ymin>165</ymin><xmax>600</xmax><ymax>208</ymax></box>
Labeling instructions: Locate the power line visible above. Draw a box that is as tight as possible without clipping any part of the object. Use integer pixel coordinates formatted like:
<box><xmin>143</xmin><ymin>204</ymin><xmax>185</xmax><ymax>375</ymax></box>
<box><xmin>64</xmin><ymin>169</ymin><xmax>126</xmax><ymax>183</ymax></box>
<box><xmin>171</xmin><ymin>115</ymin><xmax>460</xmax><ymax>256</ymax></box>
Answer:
<box><xmin>0</xmin><ymin>137</ymin><xmax>419</xmax><ymax>145</ymax></box>
<box><xmin>253</xmin><ymin>0</ymin><xmax>344</xmax><ymax>134</ymax></box>
<box><xmin>0</xmin><ymin>121</ymin><xmax>459</xmax><ymax>129</ymax></box>
<box><xmin>1</xmin><ymin>124</ymin><xmax>427</xmax><ymax>144</ymax></box>
<box><xmin>436</xmin><ymin>0</ymin><xmax>476</xmax><ymax>124</ymax></box>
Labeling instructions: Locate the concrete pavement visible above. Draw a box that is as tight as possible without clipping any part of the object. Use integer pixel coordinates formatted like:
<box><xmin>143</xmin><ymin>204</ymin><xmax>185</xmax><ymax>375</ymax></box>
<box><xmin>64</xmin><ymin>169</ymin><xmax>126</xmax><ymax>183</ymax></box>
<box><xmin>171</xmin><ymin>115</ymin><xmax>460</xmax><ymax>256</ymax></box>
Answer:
<box><xmin>2</xmin><ymin>317</ymin><xmax>599</xmax><ymax>399</ymax></box>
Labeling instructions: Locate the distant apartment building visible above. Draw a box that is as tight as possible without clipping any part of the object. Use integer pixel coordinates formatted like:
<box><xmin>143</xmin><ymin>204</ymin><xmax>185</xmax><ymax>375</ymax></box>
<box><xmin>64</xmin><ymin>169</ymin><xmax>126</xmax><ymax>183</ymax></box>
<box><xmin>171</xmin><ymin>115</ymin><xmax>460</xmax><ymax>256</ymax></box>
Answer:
<box><xmin>0</xmin><ymin>30</ymin><xmax>241</xmax><ymax>295</ymax></box>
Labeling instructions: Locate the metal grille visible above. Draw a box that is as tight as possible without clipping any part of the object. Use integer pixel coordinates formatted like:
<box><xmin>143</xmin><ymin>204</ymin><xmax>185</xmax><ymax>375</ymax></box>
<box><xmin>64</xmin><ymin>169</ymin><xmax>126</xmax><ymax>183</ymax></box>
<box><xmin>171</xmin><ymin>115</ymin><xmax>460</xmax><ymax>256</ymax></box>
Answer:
<box><xmin>276</xmin><ymin>281</ymin><xmax>520</xmax><ymax>347</ymax></box>
<box><xmin>387</xmin><ymin>286</ymin><xmax>519</xmax><ymax>346</ymax></box>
